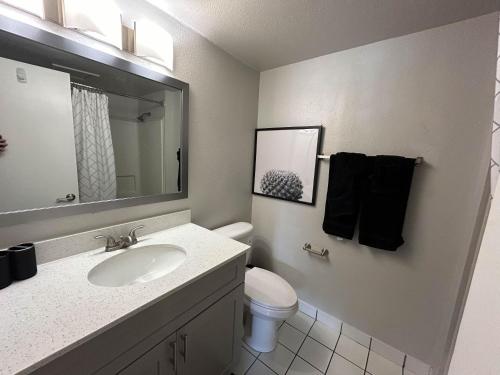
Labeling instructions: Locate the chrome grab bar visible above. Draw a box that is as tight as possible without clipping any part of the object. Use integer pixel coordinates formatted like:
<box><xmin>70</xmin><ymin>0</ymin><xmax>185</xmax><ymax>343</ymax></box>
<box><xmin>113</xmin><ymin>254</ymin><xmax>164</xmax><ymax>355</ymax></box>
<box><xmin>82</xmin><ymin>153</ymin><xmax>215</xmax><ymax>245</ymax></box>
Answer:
<box><xmin>303</xmin><ymin>243</ymin><xmax>329</xmax><ymax>256</ymax></box>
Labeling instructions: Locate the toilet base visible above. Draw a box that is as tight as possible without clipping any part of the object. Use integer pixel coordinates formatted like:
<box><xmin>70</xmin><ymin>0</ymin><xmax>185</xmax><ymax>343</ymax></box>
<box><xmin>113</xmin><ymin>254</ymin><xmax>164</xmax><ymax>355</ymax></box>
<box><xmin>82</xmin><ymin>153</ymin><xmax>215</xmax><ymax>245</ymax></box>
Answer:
<box><xmin>244</xmin><ymin>313</ymin><xmax>283</xmax><ymax>352</ymax></box>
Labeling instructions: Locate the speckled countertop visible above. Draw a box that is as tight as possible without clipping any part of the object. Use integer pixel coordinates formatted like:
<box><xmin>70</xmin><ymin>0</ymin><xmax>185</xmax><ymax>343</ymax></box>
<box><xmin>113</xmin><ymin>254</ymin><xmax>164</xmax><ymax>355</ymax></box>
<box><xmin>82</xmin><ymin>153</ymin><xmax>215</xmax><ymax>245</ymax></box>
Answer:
<box><xmin>0</xmin><ymin>223</ymin><xmax>248</xmax><ymax>375</ymax></box>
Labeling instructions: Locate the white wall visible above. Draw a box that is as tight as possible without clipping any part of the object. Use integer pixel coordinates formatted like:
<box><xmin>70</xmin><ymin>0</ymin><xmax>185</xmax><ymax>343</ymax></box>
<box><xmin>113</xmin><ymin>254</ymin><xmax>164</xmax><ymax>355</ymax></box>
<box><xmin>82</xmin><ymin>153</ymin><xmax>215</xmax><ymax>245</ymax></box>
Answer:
<box><xmin>138</xmin><ymin>118</ymin><xmax>164</xmax><ymax>195</ymax></box>
<box><xmin>0</xmin><ymin>57</ymin><xmax>79</xmax><ymax>211</ymax></box>
<box><xmin>163</xmin><ymin>89</ymin><xmax>182</xmax><ymax>194</ymax></box>
<box><xmin>448</xmin><ymin>15</ymin><xmax>500</xmax><ymax>375</ymax></box>
<box><xmin>109</xmin><ymin>118</ymin><xmax>142</xmax><ymax>197</ymax></box>
<box><xmin>0</xmin><ymin>0</ymin><xmax>259</xmax><ymax>246</ymax></box>
<box><xmin>137</xmin><ymin>91</ymin><xmax>167</xmax><ymax>195</ymax></box>
<box><xmin>252</xmin><ymin>13</ymin><xmax>497</xmax><ymax>371</ymax></box>
<box><xmin>448</xmin><ymin>181</ymin><xmax>500</xmax><ymax>374</ymax></box>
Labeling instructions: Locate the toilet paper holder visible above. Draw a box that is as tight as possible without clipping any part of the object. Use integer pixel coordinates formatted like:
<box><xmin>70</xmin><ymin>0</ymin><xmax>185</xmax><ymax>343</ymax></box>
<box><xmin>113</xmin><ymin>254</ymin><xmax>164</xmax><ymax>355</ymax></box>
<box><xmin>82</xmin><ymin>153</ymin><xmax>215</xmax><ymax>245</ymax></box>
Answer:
<box><xmin>302</xmin><ymin>243</ymin><xmax>329</xmax><ymax>256</ymax></box>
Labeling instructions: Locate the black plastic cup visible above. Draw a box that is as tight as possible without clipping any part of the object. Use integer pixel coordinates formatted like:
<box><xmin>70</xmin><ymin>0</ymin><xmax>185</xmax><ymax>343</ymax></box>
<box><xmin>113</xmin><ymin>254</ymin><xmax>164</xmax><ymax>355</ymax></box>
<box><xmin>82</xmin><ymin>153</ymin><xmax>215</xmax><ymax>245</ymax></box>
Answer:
<box><xmin>8</xmin><ymin>243</ymin><xmax>37</xmax><ymax>280</ymax></box>
<box><xmin>0</xmin><ymin>251</ymin><xmax>12</xmax><ymax>289</ymax></box>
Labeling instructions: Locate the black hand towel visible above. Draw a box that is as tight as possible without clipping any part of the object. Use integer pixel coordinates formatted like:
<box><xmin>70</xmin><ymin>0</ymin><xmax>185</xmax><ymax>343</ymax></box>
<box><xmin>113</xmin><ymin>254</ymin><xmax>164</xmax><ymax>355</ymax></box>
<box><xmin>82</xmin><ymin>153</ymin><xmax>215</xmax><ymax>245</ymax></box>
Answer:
<box><xmin>359</xmin><ymin>155</ymin><xmax>415</xmax><ymax>251</ymax></box>
<box><xmin>323</xmin><ymin>152</ymin><xmax>368</xmax><ymax>239</ymax></box>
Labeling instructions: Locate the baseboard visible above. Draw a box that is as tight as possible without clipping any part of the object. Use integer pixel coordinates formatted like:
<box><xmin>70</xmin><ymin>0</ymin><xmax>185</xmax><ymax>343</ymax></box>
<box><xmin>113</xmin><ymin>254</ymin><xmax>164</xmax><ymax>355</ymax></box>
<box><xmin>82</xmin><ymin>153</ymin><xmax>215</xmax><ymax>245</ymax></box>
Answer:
<box><xmin>297</xmin><ymin>298</ymin><xmax>432</xmax><ymax>375</ymax></box>
<box><xmin>297</xmin><ymin>299</ymin><xmax>317</xmax><ymax>319</ymax></box>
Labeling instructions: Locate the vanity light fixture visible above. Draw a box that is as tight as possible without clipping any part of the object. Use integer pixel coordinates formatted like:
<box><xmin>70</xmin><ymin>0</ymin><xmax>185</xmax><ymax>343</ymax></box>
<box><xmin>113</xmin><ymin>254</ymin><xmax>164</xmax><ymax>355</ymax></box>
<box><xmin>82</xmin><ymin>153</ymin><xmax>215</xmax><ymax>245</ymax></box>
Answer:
<box><xmin>134</xmin><ymin>19</ymin><xmax>174</xmax><ymax>71</ymax></box>
<box><xmin>62</xmin><ymin>0</ymin><xmax>122</xmax><ymax>49</ymax></box>
<box><xmin>0</xmin><ymin>0</ymin><xmax>44</xmax><ymax>18</ymax></box>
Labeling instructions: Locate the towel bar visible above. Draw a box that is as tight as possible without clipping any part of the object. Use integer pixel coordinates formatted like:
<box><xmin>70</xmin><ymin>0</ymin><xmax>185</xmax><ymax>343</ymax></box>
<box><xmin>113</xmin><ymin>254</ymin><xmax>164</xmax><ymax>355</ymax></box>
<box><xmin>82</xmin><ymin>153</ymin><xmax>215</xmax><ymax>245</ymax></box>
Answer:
<box><xmin>317</xmin><ymin>155</ymin><xmax>424</xmax><ymax>165</ymax></box>
<box><xmin>302</xmin><ymin>243</ymin><xmax>329</xmax><ymax>256</ymax></box>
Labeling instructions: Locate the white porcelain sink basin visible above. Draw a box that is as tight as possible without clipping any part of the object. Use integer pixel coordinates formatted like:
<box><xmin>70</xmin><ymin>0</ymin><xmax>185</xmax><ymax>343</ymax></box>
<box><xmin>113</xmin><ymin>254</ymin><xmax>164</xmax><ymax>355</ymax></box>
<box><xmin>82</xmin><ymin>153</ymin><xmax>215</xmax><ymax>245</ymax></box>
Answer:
<box><xmin>88</xmin><ymin>244</ymin><xmax>186</xmax><ymax>287</ymax></box>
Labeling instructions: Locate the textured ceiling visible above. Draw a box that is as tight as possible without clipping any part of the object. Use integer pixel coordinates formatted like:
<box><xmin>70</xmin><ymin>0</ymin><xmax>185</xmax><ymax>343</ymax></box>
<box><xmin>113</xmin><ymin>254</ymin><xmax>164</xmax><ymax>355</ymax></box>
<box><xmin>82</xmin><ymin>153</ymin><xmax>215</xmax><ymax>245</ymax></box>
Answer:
<box><xmin>146</xmin><ymin>0</ymin><xmax>500</xmax><ymax>71</ymax></box>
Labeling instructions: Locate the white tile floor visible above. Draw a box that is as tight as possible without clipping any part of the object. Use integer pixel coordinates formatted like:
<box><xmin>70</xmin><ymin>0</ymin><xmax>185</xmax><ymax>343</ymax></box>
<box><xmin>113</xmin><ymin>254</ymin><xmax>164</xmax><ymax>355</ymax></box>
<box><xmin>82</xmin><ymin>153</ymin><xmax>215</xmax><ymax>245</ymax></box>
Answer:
<box><xmin>231</xmin><ymin>311</ymin><xmax>416</xmax><ymax>375</ymax></box>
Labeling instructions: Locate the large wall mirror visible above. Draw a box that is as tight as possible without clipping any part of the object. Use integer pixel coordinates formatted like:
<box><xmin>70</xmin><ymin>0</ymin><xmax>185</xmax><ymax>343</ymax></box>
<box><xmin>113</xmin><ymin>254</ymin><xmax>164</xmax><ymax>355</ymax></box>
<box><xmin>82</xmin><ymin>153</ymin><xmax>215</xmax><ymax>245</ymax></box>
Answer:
<box><xmin>0</xmin><ymin>16</ymin><xmax>188</xmax><ymax>224</ymax></box>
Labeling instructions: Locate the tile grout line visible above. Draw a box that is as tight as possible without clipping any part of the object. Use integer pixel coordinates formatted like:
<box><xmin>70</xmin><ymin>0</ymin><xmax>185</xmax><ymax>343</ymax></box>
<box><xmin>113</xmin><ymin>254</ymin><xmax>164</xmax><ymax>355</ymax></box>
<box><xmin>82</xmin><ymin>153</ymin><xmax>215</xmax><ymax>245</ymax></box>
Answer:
<box><xmin>253</xmin><ymin>320</ymin><xmax>289</xmax><ymax>368</ymax></box>
<box><xmin>244</xmin><ymin>342</ymin><xmax>262</xmax><ymax>360</ymax></box>
<box><xmin>317</xmin><ymin>311</ymin><xmax>409</xmax><ymax>371</ymax></box>
<box><xmin>363</xmin><ymin>337</ymin><xmax>373</xmax><ymax>375</ymax></box>
<box><xmin>284</xmin><ymin>318</ymin><xmax>312</xmax><ymax>335</ymax></box>
<box><xmin>307</xmin><ymin>334</ymin><xmax>339</xmax><ymax>352</ymax></box>
<box><xmin>259</xmin><ymin>358</ymin><xmax>281</xmax><ymax>375</ymax></box>
<box><xmin>287</xmin><ymin>311</ymin><xmax>408</xmax><ymax>375</ymax></box>
<box><xmin>296</xmin><ymin>352</ymin><xmax>329</xmax><ymax>374</ymax></box>
<box><xmin>285</xmin><ymin>314</ymin><xmax>339</xmax><ymax>373</ymax></box>
<box><xmin>324</xmin><ymin>321</ymin><xmax>343</xmax><ymax>374</ymax></box>
<box><xmin>326</xmin><ymin>323</ymin><xmax>374</xmax><ymax>373</ymax></box>
<box><xmin>297</xmin><ymin>324</ymin><xmax>342</xmax><ymax>373</ymax></box>
<box><xmin>249</xmin><ymin>311</ymin><xmax>390</xmax><ymax>375</ymax></box>
<box><xmin>241</xmin><ymin>339</ymin><xmax>262</xmax><ymax>374</ymax></box>
<box><xmin>306</xmin><ymin>304</ymin><xmax>421</xmax><ymax>373</ymax></box>
<box><xmin>278</xmin><ymin>322</ymin><xmax>308</xmax><ymax>353</ymax></box>
<box><xmin>279</xmin><ymin>341</ymin><xmax>302</xmax><ymax>355</ymax></box>
<box><xmin>335</xmin><ymin>352</ymin><xmax>368</xmax><ymax>371</ymax></box>
<box><xmin>240</xmin><ymin>344</ymin><xmax>258</xmax><ymax>374</ymax></box>
<box><xmin>284</xmin><ymin>314</ymin><xmax>317</xmax><ymax>375</ymax></box>
<box><xmin>262</xmin><ymin>320</ymin><xmax>288</xmax><ymax>358</ymax></box>
<box><xmin>243</xmin><ymin>351</ymin><xmax>259</xmax><ymax>375</ymax></box>
<box><xmin>249</xmin><ymin>313</ymin><xmax>314</xmax><ymax>375</ymax></box>
<box><xmin>283</xmin><ymin>321</ymin><xmax>306</xmax><ymax>334</ymax></box>
<box><xmin>245</xmin><ymin>342</ymin><xmax>280</xmax><ymax>375</ymax></box>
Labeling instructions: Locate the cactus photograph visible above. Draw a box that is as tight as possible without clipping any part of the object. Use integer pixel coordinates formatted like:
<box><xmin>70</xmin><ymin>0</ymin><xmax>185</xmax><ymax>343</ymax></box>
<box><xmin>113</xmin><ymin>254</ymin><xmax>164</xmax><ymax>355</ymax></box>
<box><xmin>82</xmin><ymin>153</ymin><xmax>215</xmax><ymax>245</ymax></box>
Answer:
<box><xmin>260</xmin><ymin>170</ymin><xmax>304</xmax><ymax>201</ymax></box>
<box><xmin>252</xmin><ymin>126</ymin><xmax>322</xmax><ymax>205</ymax></box>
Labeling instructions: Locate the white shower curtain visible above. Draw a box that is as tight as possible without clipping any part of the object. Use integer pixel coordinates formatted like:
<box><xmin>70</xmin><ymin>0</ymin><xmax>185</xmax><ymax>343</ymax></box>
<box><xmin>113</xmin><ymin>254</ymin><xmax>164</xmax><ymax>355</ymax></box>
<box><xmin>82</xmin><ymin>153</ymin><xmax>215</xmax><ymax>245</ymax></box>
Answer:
<box><xmin>72</xmin><ymin>87</ymin><xmax>117</xmax><ymax>202</ymax></box>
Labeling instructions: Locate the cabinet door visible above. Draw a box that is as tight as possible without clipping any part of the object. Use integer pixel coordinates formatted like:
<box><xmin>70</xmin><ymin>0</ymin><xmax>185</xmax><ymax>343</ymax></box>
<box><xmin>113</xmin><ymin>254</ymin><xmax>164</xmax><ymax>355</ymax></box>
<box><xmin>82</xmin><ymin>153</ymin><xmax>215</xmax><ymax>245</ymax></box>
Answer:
<box><xmin>177</xmin><ymin>290</ymin><xmax>240</xmax><ymax>375</ymax></box>
<box><xmin>118</xmin><ymin>333</ymin><xmax>177</xmax><ymax>375</ymax></box>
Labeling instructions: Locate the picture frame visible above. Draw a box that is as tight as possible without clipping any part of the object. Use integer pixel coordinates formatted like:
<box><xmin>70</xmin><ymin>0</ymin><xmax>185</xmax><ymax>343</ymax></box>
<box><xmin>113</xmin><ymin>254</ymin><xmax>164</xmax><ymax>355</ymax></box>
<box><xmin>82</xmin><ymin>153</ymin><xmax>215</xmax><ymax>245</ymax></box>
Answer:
<box><xmin>252</xmin><ymin>126</ymin><xmax>323</xmax><ymax>205</ymax></box>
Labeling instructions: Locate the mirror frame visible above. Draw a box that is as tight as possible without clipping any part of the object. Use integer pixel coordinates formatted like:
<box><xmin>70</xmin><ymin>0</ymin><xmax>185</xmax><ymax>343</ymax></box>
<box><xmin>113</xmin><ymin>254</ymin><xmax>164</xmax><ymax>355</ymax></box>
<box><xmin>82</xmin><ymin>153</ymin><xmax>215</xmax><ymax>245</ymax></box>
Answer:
<box><xmin>0</xmin><ymin>15</ymin><xmax>189</xmax><ymax>226</ymax></box>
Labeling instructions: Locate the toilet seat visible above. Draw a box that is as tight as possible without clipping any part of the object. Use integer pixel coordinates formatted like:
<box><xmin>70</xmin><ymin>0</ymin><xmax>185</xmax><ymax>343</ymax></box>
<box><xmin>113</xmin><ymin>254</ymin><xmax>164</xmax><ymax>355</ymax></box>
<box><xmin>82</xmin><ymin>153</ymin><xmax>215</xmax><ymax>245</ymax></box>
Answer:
<box><xmin>245</xmin><ymin>267</ymin><xmax>298</xmax><ymax>316</ymax></box>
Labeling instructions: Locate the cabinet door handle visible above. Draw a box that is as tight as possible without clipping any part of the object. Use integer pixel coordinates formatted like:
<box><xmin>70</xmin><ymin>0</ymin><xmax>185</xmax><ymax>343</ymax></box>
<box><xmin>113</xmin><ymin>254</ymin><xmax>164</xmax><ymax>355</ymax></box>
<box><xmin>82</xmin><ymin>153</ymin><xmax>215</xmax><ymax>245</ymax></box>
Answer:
<box><xmin>181</xmin><ymin>334</ymin><xmax>188</xmax><ymax>363</ymax></box>
<box><xmin>170</xmin><ymin>341</ymin><xmax>177</xmax><ymax>373</ymax></box>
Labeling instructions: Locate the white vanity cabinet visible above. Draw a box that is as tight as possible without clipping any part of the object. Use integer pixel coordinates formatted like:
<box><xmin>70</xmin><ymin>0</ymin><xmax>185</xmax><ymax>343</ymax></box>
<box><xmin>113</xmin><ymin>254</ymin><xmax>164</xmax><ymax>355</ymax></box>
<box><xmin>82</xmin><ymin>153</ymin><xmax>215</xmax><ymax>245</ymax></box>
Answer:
<box><xmin>31</xmin><ymin>255</ymin><xmax>245</xmax><ymax>375</ymax></box>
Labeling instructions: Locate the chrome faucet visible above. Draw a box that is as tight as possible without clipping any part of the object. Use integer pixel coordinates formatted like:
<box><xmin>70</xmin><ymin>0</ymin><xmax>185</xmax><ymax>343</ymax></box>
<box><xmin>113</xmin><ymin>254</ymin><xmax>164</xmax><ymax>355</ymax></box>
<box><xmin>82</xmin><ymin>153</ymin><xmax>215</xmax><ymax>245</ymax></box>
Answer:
<box><xmin>95</xmin><ymin>225</ymin><xmax>144</xmax><ymax>252</ymax></box>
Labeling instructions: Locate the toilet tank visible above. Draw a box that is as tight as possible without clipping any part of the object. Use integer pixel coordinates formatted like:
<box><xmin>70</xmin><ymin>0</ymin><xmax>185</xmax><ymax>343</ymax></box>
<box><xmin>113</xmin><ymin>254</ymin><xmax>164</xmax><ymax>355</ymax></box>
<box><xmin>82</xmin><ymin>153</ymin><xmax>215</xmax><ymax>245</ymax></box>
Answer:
<box><xmin>213</xmin><ymin>222</ymin><xmax>253</xmax><ymax>263</ymax></box>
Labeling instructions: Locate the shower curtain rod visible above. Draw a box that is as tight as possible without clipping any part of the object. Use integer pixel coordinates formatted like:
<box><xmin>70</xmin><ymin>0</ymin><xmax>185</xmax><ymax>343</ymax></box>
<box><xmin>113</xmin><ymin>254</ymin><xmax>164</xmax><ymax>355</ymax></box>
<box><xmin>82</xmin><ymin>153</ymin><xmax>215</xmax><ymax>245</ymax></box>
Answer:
<box><xmin>70</xmin><ymin>82</ymin><xmax>164</xmax><ymax>107</ymax></box>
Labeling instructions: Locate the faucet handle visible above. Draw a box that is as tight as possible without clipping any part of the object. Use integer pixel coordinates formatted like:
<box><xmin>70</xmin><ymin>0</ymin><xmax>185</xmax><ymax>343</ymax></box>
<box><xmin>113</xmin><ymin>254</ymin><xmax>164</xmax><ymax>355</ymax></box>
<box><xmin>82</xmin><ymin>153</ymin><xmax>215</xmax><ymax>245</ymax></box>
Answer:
<box><xmin>95</xmin><ymin>235</ymin><xmax>120</xmax><ymax>251</ymax></box>
<box><xmin>128</xmin><ymin>225</ymin><xmax>144</xmax><ymax>245</ymax></box>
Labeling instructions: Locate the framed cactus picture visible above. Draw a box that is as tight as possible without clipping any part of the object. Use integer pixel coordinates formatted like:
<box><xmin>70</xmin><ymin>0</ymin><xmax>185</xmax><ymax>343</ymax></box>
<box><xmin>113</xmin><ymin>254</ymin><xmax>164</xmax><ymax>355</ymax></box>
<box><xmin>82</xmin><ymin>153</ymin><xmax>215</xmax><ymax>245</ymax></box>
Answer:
<box><xmin>252</xmin><ymin>126</ymin><xmax>322</xmax><ymax>205</ymax></box>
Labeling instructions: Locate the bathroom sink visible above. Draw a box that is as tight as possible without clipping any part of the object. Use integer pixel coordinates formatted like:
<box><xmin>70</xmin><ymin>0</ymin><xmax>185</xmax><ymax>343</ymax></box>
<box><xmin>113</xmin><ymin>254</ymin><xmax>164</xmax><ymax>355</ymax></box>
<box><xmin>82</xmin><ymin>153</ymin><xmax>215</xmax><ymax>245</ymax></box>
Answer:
<box><xmin>88</xmin><ymin>244</ymin><xmax>186</xmax><ymax>287</ymax></box>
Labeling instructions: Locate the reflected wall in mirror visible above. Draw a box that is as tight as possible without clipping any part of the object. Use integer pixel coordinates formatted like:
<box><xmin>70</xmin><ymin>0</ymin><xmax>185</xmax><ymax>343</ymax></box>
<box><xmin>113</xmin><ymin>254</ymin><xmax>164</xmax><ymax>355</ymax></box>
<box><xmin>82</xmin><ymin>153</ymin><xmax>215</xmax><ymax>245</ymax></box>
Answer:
<box><xmin>0</xmin><ymin>24</ymin><xmax>187</xmax><ymax>215</ymax></box>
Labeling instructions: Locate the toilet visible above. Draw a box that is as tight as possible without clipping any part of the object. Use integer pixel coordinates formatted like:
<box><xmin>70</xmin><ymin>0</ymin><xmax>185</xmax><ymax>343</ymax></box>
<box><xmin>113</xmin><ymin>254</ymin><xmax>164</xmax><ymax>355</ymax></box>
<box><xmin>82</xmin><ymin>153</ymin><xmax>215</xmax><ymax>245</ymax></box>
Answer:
<box><xmin>214</xmin><ymin>222</ymin><xmax>298</xmax><ymax>352</ymax></box>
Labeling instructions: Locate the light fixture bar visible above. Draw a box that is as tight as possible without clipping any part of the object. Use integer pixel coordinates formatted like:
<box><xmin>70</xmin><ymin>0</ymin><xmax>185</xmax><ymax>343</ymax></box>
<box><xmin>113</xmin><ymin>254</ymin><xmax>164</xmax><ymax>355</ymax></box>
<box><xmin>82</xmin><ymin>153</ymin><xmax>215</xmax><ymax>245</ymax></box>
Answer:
<box><xmin>51</xmin><ymin>63</ymin><xmax>101</xmax><ymax>77</ymax></box>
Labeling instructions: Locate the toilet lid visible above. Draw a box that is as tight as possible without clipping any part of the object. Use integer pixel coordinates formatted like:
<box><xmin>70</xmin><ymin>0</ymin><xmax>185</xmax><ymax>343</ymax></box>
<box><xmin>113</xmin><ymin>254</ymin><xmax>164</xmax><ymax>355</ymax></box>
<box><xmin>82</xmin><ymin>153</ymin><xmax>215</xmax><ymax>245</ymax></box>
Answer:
<box><xmin>245</xmin><ymin>267</ymin><xmax>297</xmax><ymax>310</ymax></box>
<box><xmin>213</xmin><ymin>222</ymin><xmax>253</xmax><ymax>240</ymax></box>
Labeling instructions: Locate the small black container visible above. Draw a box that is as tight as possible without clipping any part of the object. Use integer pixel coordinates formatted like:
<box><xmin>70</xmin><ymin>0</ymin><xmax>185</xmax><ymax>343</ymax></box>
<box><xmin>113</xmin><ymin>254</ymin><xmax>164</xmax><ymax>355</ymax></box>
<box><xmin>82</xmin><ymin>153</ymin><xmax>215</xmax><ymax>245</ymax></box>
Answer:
<box><xmin>8</xmin><ymin>243</ymin><xmax>37</xmax><ymax>280</ymax></box>
<box><xmin>0</xmin><ymin>251</ymin><xmax>12</xmax><ymax>289</ymax></box>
